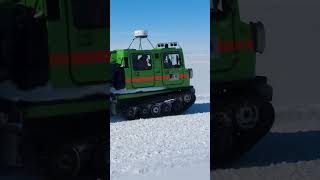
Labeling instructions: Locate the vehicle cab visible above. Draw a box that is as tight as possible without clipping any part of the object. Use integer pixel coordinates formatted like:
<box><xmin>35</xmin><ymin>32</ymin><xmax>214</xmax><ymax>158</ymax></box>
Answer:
<box><xmin>111</xmin><ymin>32</ymin><xmax>193</xmax><ymax>91</ymax></box>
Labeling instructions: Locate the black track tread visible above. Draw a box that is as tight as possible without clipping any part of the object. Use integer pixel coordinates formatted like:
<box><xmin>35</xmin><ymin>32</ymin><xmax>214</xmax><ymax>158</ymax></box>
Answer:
<box><xmin>119</xmin><ymin>87</ymin><xmax>196</xmax><ymax>120</ymax></box>
<box><xmin>212</xmin><ymin>81</ymin><xmax>275</xmax><ymax>169</ymax></box>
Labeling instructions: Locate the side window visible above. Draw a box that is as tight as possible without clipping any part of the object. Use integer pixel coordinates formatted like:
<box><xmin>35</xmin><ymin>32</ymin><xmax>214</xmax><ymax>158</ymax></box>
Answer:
<box><xmin>212</xmin><ymin>0</ymin><xmax>232</xmax><ymax>19</ymax></box>
<box><xmin>132</xmin><ymin>54</ymin><xmax>152</xmax><ymax>71</ymax></box>
<box><xmin>163</xmin><ymin>53</ymin><xmax>182</xmax><ymax>69</ymax></box>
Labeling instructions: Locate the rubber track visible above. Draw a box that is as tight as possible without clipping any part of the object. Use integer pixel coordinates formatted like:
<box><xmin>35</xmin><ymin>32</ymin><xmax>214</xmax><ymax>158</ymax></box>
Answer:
<box><xmin>117</xmin><ymin>87</ymin><xmax>196</xmax><ymax>119</ymax></box>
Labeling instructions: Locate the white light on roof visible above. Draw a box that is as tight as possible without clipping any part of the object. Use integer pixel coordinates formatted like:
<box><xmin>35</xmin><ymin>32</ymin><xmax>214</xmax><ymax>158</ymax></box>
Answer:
<box><xmin>157</xmin><ymin>42</ymin><xmax>179</xmax><ymax>48</ymax></box>
<box><xmin>134</xmin><ymin>30</ymin><xmax>148</xmax><ymax>38</ymax></box>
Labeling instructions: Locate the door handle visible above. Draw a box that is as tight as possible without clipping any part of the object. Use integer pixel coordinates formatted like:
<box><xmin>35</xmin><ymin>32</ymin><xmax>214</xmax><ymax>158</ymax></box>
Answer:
<box><xmin>135</xmin><ymin>72</ymin><xmax>140</xmax><ymax>76</ymax></box>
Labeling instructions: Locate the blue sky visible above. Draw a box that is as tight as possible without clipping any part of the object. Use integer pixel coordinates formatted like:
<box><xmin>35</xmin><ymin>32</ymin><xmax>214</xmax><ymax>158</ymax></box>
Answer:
<box><xmin>110</xmin><ymin>0</ymin><xmax>210</xmax><ymax>60</ymax></box>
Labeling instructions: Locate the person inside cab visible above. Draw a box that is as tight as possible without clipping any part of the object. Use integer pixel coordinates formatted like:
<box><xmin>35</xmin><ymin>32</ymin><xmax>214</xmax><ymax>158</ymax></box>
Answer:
<box><xmin>135</xmin><ymin>54</ymin><xmax>150</xmax><ymax>70</ymax></box>
<box><xmin>163</xmin><ymin>55</ymin><xmax>173</xmax><ymax>68</ymax></box>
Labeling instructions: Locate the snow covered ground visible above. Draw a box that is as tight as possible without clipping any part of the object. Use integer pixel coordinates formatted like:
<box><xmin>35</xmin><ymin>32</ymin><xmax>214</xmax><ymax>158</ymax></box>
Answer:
<box><xmin>111</xmin><ymin>110</ymin><xmax>210</xmax><ymax>180</ymax></box>
<box><xmin>110</xmin><ymin>57</ymin><xmax>210</xmax><ymax>180</ymax></box>
<box><xmin>212</xmin><ymin>104</ymin><xmax>320</xmax><ymax>180</ymax></box>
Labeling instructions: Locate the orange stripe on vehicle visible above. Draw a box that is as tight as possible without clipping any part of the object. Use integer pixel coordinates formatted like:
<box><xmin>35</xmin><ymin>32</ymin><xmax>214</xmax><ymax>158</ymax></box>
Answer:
<box><xmin>50</xmin><ymin>51</ymin><xmax>109</xmax><ymax>65</ymax></box>
<box><xmin>50</xmin><ymin>54</ymin><xmax>69</xmax><ymax>65</ymax></box>
<box><xmin>161</xmin><ymin>75</ymin><xmax>170</xmax><ymax>80</ymax></box>
<box><xmin>126</xmin><ymin>74</ymin><xmax>189</xmax><ymax>83</ymax></box>
<box><xmin>155</xmin><ymin>75</ymin><xmax>170</xmax><ymax>80</ymax></box>
<box><xmin>218</xmin><ymin>40</ymin><xmax>253</xmax><ymax>53</ymax></box>
<box><xmin>130</xmin><ymin>77</ymin><xmax>155</xmax><ymax>83</ymax></box>
<box><xmin>179</xmin><ymin>74</ymin><xmax>189</xmax><ymax>78</ymax></box>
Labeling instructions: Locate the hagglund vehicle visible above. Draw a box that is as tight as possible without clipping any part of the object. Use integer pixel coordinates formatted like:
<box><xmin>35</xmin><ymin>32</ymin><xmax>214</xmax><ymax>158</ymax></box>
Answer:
<box><xmin>211</xmin><ymin>0</ymin><xmax>274</xmax><ymax>167</ymax></box>
<box><xmin>110</xmin><ymin>30</ymin><xmax>195</xmax><ymax>120</ymax></box>
<box><xmin>0</xmin><ymin>0</ymin><xmax>109</xmax><ymax>178</ymax></box>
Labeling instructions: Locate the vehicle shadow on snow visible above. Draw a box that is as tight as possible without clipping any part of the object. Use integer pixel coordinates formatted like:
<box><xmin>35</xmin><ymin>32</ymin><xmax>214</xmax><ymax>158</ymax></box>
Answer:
<box><xmin>110</xmin><ymin>102</ymin><xmax>210</xmax><ymax>123</ymax></box>
<box><xmin>184</xmin><ymin>102</ymin><xmax>210</xmax><ymax>115</ymax></box>
<box><xmin>226</xmin><ymin>131</ymin><xmax>320</xmax><ymax>169</ymax></box>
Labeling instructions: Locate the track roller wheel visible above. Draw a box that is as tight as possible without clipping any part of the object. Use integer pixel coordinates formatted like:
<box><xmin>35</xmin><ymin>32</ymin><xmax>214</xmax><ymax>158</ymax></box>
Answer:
<box><xmin>234</xmin><ymin>101</ymin><xmax>259</xmax><ymax>131</ymax></box>
<box><xmin>232</xmin><ymin>100</ymin><xmax>275</xmax><ymax>159</ymax></box>
<box><xmin>48</xmin><ymin>144</ymin><xmax>81</xmax><ymax>177</ymax></box>
<box><xmin>161</xmin><ymin>102</ymin><xmax>172</xmax><ymax>115</ymax></box>
<box><xmin>254</xmin><ymin>100</ymin><xmax>275</xmax><ymax>136</ymax></box>
<box><xmin>150</xmin><ymin>104</ymin><xmax>161</xmax><ymax>117</ymax></box>
<box><xmin>183</xmin><ymin>92</ymin><xmax>196</xmax><ymax>104</ymax></box>
<box><xmin>172</xmin><ymin>100</ymin><xmax>184</xmax><ymax>115</ymax></box>
<box><xmin>125</xmin><ymin>106</ymin><xmax>139</xmax><ymax>120</ymax></box>
<box><xmin>183</xmin><ymin>93</ymin><xmax>192</xmax><ymax>103</ymax></box>
<box><xmin>139</xmin><ymin>105</ymin><xmax>150</xmax><ymax>118</ymax></box>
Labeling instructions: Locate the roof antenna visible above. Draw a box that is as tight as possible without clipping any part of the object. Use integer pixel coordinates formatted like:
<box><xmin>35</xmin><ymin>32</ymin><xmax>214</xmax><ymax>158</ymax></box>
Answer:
<box><xmin>128</xmin><ymin>30</ymin><xmax>155</xmax><ymax>50</ymax></box>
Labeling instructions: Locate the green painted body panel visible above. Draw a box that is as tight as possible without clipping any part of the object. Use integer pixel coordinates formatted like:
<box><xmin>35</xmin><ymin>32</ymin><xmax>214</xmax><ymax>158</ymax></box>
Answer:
<box><xmin>112</xmin><ymin>47</ymin><xmax>190</xmax><ymax>90</ymax></box>
<box><xmin>46</xmin><ymin>1</ymin><xmax>109</xmax><ymax>87</ymax></box>
<box><xmin>22</xmin><ymin>98</ymin><xmax>109</xmax><ymax>119</ymax></box>
<box><xmin>212</xmin><ymin>0</ymin><xmax>256</xmax><ymax>83</ymax></box>
<box><xmin>1</xmin><ymin>1</ymin><xmax>110</xmax><ymax>118</ymax></box>
<box><xmin>7</xmin><ymin>0</ymin><xmax>109</xmax><ymax>87</ymax></box>
<box><xmin>9</xmin><ymin>0</ymin><xmax>110</xmax><ymax>88</ymax></box>
<box><xmin>115</xmin><ymin>88</ymin><xmax>178</xmax><ymax>100</ymax></box>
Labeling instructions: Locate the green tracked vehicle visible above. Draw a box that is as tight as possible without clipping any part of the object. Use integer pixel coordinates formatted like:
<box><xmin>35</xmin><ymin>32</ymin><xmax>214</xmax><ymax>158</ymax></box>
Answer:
<box><xmin>110</xmin><ymin>30</ymin><xmax>195</xmax><ymax>120</ymax></box>
<box><xmin>0</xmin><ymin>0</ymin><xmax>109</xmax><ymax>178</ymax></box>
<box><xmin>211</xmin><ymin>0</ymin><xmax>275</xmax><ymax>167</ymax></box>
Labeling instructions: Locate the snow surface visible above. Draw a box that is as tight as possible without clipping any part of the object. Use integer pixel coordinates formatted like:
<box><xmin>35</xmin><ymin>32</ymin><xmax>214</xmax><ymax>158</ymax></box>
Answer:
<box><xmin>110</xmin><ymin>57</ymin><xmax>210</xmax><ymax>180</ymax></box>
<box><xmin>111</xmin><ymin>111</ymin><xmax>210</xmax><ymax>180</ymax></box>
